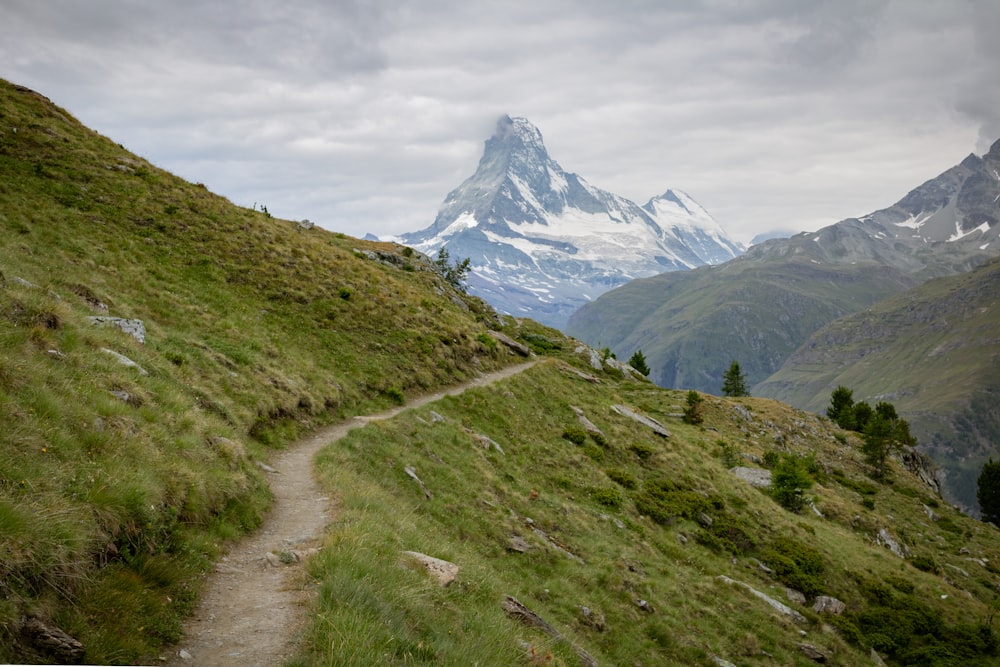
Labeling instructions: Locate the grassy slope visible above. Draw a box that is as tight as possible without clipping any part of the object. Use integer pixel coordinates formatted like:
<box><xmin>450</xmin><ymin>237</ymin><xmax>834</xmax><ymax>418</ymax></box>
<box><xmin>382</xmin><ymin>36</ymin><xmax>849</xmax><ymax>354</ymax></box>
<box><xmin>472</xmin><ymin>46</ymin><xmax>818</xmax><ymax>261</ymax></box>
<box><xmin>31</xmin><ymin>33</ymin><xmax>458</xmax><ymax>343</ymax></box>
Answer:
<box><xmin>566</xmin><ymin>254</ymin><xmax>914</xmax><ymax>393</ymax></box>
<box><xmin>0</xmin><ymin>79</ymin><xmax>517</xmax><ymax>663</ymax></box>
<box><xmin>755</xmin><ymin>255</ymin><xmax>1000</xmax><ymax>512</ymax></box>
<box><xmin>5</xmin><ymin>78</ymin><xmax>1000</xmax><ymax>666</ymax></box>
<box><xmin>297</xmin><ymin>350</ymin><xmax>1000</xmax><ymax>666</ymax></box>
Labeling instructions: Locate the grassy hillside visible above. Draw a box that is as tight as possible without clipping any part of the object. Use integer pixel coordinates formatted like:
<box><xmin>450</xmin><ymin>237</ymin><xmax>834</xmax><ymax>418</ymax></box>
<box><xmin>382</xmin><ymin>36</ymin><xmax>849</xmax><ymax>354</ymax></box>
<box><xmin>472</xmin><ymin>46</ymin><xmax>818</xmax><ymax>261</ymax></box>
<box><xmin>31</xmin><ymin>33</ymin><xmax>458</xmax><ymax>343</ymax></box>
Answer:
<box><xmin>5</xmin><ymin>78</ymin><xmax>1000</xmax><ymax>667</ymax></box>
<box><xmin>294</xmin><ymin>354</ymin><xmax>1000</xmax><ymax>666</ymax></box>
<box><xmin>755</xmin><ymin>255</ymin><xmax>1000</xmax><ymax>513</ymax></box>
<box><xmin>0</xmin><ymin>79</ymin><xmax>518</xmax><ymax>663</ymax></box>
<box><xmin>566</xmin><ymin>253</ymin><xmax>915</xmax><ymax>393</ymax></box>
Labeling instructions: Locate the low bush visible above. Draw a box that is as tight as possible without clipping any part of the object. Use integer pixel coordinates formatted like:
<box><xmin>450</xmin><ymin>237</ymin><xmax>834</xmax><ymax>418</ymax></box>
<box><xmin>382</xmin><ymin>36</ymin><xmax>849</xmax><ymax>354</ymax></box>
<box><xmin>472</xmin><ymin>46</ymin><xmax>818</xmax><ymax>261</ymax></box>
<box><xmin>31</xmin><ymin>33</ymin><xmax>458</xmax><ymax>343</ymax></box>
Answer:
<box><xmin>759</xmin><ymin>536</ymin><xmax>826</xmax><ymax>598</ymax></box>
<box><xmin>606</xmin><ymin>468</ymin><xmax>638</xmax><ymax>489</ymax></box>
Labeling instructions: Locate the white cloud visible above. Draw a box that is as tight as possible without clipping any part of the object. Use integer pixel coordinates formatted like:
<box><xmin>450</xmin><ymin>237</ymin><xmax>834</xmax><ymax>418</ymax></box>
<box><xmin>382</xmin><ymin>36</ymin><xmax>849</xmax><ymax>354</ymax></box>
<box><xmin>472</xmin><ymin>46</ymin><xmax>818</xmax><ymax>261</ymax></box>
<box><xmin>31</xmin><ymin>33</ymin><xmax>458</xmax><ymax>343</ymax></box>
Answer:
<box><xmin>0</xmin><ymin>0</ymin><xmax>995</xmax><ymax>244</ymax></box>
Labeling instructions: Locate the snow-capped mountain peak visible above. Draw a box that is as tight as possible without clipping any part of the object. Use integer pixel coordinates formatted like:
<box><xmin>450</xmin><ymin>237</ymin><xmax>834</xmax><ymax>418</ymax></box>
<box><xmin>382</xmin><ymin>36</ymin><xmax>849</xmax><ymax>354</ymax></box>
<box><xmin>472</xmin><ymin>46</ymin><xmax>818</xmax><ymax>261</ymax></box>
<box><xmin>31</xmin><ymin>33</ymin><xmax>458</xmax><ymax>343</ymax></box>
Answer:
<box><xmin>397</xmin><ymin>116</ymin><xmax>744</xmax><ymax>329</ymax></box>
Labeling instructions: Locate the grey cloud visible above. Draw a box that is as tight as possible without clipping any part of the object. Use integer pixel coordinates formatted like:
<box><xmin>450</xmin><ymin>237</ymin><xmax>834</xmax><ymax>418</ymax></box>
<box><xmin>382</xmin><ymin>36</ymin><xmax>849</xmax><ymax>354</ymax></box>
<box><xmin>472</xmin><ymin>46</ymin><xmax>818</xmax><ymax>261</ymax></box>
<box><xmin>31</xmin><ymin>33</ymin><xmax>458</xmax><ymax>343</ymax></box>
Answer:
<box><xmin>0</xmin><ymin>0</ymin><xmax>993</xmax><ymax>244</ymax></box>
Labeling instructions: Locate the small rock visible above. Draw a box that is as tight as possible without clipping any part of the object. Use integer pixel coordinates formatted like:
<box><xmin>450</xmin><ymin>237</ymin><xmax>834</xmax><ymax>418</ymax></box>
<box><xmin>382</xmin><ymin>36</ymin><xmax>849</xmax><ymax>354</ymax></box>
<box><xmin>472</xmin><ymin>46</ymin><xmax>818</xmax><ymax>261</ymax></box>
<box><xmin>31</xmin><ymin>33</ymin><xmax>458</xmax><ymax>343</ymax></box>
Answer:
<box><xmin>429</xmin><ymin>411</ymin><xmax>445</xmax><ymax>423</ymax></box>
<box><xmin>812</xmin><ymin>595</ymin><xmax>845</xmax><ymax>615</ymax></box>
<box><xmin>636</xmin><ymin>599</ymin><xmax>654</xmax><ymax>613</ymax></box>
<box><xmin>579</xmin><ymin>606</ymin><xmax>607</xmax><ymax>632</ymax></box>
<box><xmin>750</xmin><ymin>557</ymin><xmax>772</xmax><ymax>574</ymax></box>
<box><xmin>47</xmin><ymin>349</ymin><xmax>66</xmax><ymax>359</ymax></box>
<box><xmin>786</xmin><ymin>588</ymin><xmax>807</xmax><ymax>605</ymax></box>
<box><xmin>730</xmin><ymin>467</ymin><xmax>772</xmax><ymax>489</ymax></box>
<box><xmin>508</xmin><ymin>535</ymin><xmax>530</xmax><ymax>553</ymax></box>
<box><xmin>109</xmin><ymin>389</ymin><xmax>132</xmax><ymax>403</ymax></box>
<box><xmin>697</xmin><ymin>512</ymin><xmax>714</xmax><ymax>527</ymax></box>
<box><xmin>12</xmin><ymin>275</ymin><xmax>39</xmax><ymax>288</ymax></box>
<box><xmin>797</xmin><ymin>642</ymin><xmax>827</xmax><ymax>662</ymax></box>
<box><xmin>876</xmin><ymin>528</ymin><xmax>908</xmax><ymax>558</ymax></box>
<box><xmin>401</xmin><ymin>551</ymin><xmax>459</xmax><ymax>586</ymax></box>
<box><xmin>89</xmin><ymin>316</ymin><xmax>146</xmax><ymax>343</ymax></box>
<box><xmin>178</xmin><ymin>649</ymin><xmax>193</xmax><ymax>661</ymax></box>
<box><xmin>256</xmin><ymin>461</ymin><xmax>279</xmax><ymax>474</ymax></box>
<box><xmin>101</xmin><ymin>348</ymin><xmax>148</xmax><ymax>375</ymax></box>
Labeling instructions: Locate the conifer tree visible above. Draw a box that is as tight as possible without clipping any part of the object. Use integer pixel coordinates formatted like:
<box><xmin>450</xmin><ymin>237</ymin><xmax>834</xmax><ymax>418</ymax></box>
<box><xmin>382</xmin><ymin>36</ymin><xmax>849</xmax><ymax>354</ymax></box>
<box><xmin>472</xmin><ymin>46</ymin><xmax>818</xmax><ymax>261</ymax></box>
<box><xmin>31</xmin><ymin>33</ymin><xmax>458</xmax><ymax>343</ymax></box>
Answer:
<box><xmin>721</xmin><ymin>361</ymin><xmax>749</xmax><ymax>397</ymax></box>
<box><xmin>628</xmin><ymin>349</ymin><xmax>650</xmax><ymax>376</ymax></box>
<box><xmin>978</xmin><ymin>459</ymin><xmax>1000</xmax><ymax>524</ymax></box>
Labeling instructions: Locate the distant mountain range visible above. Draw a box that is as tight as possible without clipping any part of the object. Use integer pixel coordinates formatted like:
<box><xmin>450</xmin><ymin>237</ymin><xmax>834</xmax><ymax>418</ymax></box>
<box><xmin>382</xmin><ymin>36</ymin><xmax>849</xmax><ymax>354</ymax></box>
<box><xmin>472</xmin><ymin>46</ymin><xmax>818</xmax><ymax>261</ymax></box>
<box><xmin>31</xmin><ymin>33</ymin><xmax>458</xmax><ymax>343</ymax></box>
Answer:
<box><xmin>566</xmin><ymin>137</ymin><xmax>1000</xmax><ymax>508</ymax></box>
<box><xmin>395</xmin><ymin>115</ymin><xmax>743</xmax><ymax>329</ymax></box>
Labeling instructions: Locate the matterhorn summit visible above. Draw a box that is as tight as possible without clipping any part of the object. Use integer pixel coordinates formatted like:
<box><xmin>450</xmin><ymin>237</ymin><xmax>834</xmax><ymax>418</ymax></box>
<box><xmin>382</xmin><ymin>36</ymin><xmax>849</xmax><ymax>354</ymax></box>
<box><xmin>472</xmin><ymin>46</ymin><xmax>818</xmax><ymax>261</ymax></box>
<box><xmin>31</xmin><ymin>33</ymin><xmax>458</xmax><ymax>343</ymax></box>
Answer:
<box><xmin>397</xmin><ymin>115</ymin><xmax>744</xmax><ymax>329</ymax></box>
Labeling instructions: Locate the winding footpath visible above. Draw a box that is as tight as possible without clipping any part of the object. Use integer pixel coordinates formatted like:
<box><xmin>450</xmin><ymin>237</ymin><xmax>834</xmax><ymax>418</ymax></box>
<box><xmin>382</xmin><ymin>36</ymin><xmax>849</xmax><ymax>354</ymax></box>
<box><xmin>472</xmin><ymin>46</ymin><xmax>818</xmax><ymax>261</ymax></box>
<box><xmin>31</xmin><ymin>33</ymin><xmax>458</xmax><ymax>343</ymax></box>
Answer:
<box><xmin>166</xmin><ymin>360</ymin><xmax>537</xmax><ymax>666</ymax></box>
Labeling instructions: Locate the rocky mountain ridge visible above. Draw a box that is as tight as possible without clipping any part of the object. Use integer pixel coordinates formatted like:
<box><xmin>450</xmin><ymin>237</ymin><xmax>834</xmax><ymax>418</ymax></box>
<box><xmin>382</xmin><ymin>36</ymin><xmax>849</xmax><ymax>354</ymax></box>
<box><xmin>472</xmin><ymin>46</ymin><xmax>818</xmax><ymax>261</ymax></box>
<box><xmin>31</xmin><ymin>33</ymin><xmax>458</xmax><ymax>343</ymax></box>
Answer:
<box><xmin>568</xmin><ymin>136</ymin><xmax>1000</xmax><ymax>389</ymax></box>
<box><xmin>397</xmin><ymin>115</ymin><xmax>743</xmax><ymax>329</ymax></box>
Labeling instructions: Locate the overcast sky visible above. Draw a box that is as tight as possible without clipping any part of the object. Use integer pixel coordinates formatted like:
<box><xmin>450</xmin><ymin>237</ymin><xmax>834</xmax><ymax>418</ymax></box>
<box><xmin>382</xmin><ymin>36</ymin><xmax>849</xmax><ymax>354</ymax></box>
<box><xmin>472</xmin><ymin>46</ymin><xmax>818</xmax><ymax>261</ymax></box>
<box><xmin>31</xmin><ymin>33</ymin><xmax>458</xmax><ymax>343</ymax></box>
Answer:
<box><xmin>2</xmin><ymin>0</ymin><xmax>998</xmax><ymax>244</ymax></box>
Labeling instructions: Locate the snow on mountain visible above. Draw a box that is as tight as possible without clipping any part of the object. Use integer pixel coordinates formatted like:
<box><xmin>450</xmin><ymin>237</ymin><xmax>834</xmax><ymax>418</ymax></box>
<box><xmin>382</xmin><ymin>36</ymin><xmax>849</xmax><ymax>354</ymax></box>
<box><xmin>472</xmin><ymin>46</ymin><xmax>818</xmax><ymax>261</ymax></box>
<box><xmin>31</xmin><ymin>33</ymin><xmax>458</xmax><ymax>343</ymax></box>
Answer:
<box><xmin>395</xmin><ymin>115</ymin><xmax>744</xmax><ymax>329</ymax></box>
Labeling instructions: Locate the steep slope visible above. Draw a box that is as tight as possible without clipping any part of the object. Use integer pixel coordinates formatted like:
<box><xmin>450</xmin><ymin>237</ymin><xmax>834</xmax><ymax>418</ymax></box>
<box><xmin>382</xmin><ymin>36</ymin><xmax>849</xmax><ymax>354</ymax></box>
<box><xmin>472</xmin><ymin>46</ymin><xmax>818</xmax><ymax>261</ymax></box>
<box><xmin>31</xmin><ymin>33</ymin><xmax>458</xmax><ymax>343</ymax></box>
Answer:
<box><xmin>755</xmin><ymin>255</ymin><xmax>1000</xmax><ymax>513</ymax></box>
<box><xmin>567</xmin><ymin>139</ymin><xmax>1000</xmax><ymax>393</ymax></box>
<box><xmin>0</xmin><ymin>79</ymin><xmax>517</xmax><ymax>663</ymax></box>
<box><xmin>298</xmin><ymin>351</ymin><xmax>1000</xmax><ymax>666</ymax></box>
<box><xmin>398</xmin><ymin>115</ymin><xmax>743</xmax><ymax>329</ymax></box>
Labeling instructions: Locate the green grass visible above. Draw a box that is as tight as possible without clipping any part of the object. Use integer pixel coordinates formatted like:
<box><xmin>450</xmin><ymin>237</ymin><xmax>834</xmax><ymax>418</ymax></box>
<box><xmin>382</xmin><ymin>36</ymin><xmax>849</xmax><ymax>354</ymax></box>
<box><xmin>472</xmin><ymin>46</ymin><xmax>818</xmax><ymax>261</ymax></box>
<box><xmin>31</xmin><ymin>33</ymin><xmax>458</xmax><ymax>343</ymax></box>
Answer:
<box><xmin>0</xmin><ymin>78</ymin><xmax>518</xmax><ymax>663</ymax></box>
<box><xmin>298</xmin><ymin>357</ymin><xmax>1000</xmax><ymax>665</ymax></box>
<box><xmin>6</xmin><ymin>76</ymin><xmax>1000</xmax><ymax>666</ymax></box>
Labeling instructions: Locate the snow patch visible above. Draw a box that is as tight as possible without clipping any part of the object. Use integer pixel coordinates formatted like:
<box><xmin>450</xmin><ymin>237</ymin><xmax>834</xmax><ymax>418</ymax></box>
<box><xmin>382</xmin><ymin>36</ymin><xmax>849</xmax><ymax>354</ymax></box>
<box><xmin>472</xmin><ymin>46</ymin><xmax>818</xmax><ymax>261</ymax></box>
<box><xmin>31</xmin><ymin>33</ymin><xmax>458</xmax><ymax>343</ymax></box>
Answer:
<box><xmin>947</xmin><ymin>221</ymin><xmax>991</xmax><ymax>242</ymax></box>
<box><xmin>894</xmin><ymin>211</ymin><xmax>933</xmax><ymax>230</ymax></box>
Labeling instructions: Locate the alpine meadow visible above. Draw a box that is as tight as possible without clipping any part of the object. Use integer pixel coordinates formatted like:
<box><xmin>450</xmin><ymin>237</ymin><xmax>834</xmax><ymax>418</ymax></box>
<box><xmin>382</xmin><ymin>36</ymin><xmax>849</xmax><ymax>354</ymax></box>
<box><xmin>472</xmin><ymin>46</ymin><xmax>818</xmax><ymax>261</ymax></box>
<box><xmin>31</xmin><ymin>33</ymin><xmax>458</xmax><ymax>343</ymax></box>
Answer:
<box><xmin>6</xmin><ymin>79</ymin><xmax>1000</xmax><ymax>667</ymax></box>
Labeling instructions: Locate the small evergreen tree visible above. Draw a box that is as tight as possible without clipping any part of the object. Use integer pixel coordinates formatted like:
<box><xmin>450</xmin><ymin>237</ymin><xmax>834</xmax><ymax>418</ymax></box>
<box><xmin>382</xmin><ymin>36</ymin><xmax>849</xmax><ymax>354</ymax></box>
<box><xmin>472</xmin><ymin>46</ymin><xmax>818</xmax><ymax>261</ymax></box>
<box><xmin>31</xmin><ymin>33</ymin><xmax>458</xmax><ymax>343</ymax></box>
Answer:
<box><xmin>826</xmin><ymin>385</ymin><xmax>856</xmax><ymax>430</ymax></box>
<box><xmin>434</xmin><ymin>247</ymin><xmax>472</xmax><ymax>293</ymax></box>
<box><xmin>683</xmin><ymin>390</ymin><xmax>704</xmax><ymax>425</ymax></box>
<box><xmin>770</xmin><ymin>454</ymin><xmax>814</xmax><ymax>513</ymax></box>
<box><xmin>721</xmin><ymin>361</ymin><xmax>749</xmax><ymax>397</ymax></box>
<box><xmin>628</xmin><ymin>349</ymin><xmax>650</xmax><ymax>376</ymax></box>
<box><xmin>861</xmin><ymin>402</ymin><xmax>916</xmax><ymax>479</ymax></box>
<box><xmin>978</xmin><ymin>459</ymin><xmax>1000</xmax><ymax>524</ymax></box>
<box><xmin>852</xmin><ymin>401</ymin><xmax>874</xmax><ymax>432</ymax></box>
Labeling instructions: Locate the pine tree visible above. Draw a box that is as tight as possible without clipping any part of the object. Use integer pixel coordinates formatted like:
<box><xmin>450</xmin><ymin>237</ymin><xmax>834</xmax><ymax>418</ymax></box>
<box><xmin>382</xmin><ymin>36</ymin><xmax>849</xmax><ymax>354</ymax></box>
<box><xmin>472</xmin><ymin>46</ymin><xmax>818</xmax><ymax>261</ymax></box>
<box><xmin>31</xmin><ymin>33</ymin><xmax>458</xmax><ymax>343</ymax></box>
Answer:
<box><xmin>826</xmin><ymin>385</ymin><xmax>856</xmax><ymax>430</ymax></box>
<box><xmin>721</xmin><ymin>361</ymin><xmax>749</xmax><ymax>397</ymax></box>
<box><xmin>978</xmin><ymin>459</ymin><xmax>1000</xmax><ymax>524</ymax></box>
<box><xmin>682</xmin><ymin>390</ymin><xmax>704</xmax><ymax>425</ymax></box>
<box><xmin>861</xmin><ymin>402</ymin><xmax>916</xmax><ymax>479</ymax></box>
<box><xmin>628</xmin><ymin>350</ymin><xmax>650</xmax><ymax>376</ymax></box>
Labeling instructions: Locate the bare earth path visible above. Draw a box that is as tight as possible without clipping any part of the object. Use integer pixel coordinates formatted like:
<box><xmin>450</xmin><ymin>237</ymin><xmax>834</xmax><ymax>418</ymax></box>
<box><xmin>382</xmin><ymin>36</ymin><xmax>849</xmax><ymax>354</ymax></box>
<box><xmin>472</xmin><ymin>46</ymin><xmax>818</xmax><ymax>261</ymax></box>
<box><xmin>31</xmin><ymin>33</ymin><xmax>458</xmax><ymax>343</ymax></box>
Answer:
<box><xmin>166</xmin><ymin>361</ymin><xmax>537</xmax><ymax>666</ymax></box>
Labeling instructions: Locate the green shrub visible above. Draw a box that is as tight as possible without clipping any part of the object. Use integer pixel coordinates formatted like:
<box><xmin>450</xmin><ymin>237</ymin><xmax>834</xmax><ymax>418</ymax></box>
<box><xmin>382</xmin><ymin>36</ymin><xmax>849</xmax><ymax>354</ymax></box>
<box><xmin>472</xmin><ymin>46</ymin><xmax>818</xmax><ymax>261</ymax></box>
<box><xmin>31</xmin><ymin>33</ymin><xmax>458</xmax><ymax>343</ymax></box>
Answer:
<box><xmin>759</xmin><ymin>536</ymin><xmax>826</xmax><ymax>598</ymax></box>
<box><xmin>562</xmin><ymin>427</ymin><xmax>587</xmax><ymax>445</ymax></box>
<box><xmin>606</xmin><ymin>468</ymin><xmax>638</xmax><ymax>490</ymax></box>
<box><xmin>910</xmin><ymin>554</ymin><xmax>939</xmax><ymax>574</ymax></box>
<box><xmin>522</xmin><ymin>333</ymin><xmax>562</xmax><ymax>353</ymax></box>
<box><xmin>762</xmin><ymin>450</ymin><xmax>780</xmax><ymax>468</ymax></box>
<box><xmin>633</xmin><ymin>479</ymin><xmax>711</xmax><ymax>525</ymax></box>
<box><xmin>630</xmin><ymin>442</ymin><xmax>655</xmax><ymax>460</ymax></box>
<box><xmin>718</xmin><ymin>440</ymin><xmax>741</xmax><ymax>468</ymax></box>
<box><xmin>861</xmin><ymin>498</ymin><xmax>875</xmax><ymax>510</ymax></box>
<box><xmin>703</xmin><ymin>517</ymin><xmax>755</xmax><ymax>555</ymax></box>
<box><xmin>682</xmin><ymin>390</ymin><xmax>703</xmax><ymax>425</ymax></box>
<box><xmin>591</xmin><ymin>486</ymin><xmax>623</xmax><ymax>508</ymax></box>
<box><xmin>770</xmin><ymin>454</ymin><xmax>814</xmax><ymax>513</ymax></box>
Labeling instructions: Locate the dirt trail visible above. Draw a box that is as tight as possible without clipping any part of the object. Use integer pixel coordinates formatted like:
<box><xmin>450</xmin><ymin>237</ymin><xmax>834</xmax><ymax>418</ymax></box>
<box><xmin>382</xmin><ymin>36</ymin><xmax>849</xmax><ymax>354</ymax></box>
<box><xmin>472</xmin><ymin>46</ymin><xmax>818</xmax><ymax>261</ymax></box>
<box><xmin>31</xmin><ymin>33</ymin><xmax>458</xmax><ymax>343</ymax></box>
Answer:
<box><xmin>166</xmin><ymin>360</ymin><xmax>537</xmax><ymax>666</ymax></box>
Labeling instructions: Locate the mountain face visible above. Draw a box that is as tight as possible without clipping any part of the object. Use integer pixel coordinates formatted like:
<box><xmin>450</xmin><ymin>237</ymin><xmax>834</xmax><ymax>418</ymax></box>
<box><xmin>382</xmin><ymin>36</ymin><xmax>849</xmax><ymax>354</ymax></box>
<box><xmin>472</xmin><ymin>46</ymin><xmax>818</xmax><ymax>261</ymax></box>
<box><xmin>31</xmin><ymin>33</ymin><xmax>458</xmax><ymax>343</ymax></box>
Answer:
<box><xmin>397</xmin><ymin>115</ymin><xmax>743</xmax><ymax>329</ymax></box>
<box><xmin>754</xmin><ymin>255</ymin><xmax>1000</xmax><ymax>514</ymax></box>
<box><xmin>567</xmin><ymin>137</ymin><xmax>1000</xmax><ymax>394</ymax></box>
